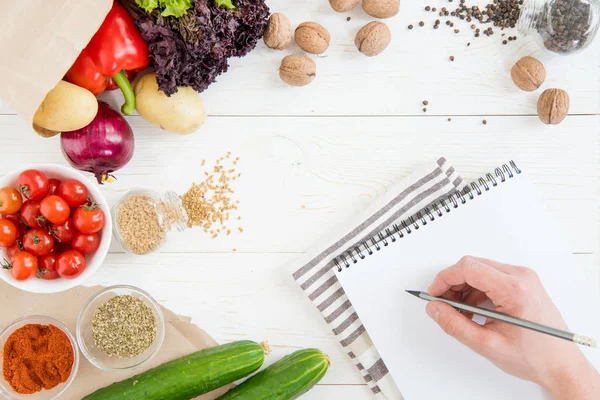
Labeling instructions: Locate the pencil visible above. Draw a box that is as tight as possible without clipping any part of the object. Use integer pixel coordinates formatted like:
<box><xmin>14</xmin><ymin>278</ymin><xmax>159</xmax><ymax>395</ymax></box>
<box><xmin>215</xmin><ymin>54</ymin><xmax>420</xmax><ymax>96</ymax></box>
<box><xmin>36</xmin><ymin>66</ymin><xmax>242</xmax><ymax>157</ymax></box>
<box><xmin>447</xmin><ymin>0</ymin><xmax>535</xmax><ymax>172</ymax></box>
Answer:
<box><xmin>406</xmin><ymin>290</ymin><xmax>598</xmax><ymax>348</ymax></box>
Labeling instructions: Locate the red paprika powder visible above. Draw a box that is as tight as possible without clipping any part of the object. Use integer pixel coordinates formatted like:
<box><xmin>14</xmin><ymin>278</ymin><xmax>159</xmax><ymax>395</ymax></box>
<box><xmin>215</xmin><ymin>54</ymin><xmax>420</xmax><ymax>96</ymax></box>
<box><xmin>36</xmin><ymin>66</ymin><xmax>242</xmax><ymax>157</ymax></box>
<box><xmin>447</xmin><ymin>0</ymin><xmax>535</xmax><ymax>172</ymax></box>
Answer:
<box><xmin>2</xmin><ymin>324</ymin><xmax>74</xmax><ymax>394</ymax></box>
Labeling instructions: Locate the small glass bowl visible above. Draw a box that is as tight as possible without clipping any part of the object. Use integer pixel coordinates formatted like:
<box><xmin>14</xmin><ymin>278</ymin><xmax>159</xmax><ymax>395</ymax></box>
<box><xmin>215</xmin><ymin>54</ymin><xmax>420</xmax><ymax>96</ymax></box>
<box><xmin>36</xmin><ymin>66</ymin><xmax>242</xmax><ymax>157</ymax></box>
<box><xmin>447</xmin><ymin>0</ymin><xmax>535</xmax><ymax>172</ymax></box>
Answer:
<box><xmin>0</xmin><ymin>316</ymin><xmax>79</xmax><ymax>400</ymax></box>
<box><xmin>76</xmin><ymin>285</ymin><xmax>165</xmax><ymax>372</ymax></box>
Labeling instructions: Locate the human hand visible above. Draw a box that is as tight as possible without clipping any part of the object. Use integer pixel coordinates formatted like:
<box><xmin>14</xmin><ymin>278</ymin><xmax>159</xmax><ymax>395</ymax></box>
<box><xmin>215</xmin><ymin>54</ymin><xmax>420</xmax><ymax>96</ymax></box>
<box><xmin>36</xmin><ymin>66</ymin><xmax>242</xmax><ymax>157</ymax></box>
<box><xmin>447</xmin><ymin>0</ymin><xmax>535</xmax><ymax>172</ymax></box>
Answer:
<box><xmin>426</xmin><ymin>256</ymin><xmax>600</xmax><ymax>399</ymax></box>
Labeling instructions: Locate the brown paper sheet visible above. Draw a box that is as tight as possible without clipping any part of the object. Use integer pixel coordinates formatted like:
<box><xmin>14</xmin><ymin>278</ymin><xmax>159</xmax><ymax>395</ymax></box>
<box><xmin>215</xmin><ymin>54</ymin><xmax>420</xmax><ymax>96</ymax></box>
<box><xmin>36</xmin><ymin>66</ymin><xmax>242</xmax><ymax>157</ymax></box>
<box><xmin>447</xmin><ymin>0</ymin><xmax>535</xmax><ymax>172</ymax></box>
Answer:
<box><xmin>0</xmin><ymin>282</ymin><xmax>231</xmax><ymax>399</ymax></box>
<box><xmin>0</xmin><ymin>0</ymin><xmax>112</xmax><ymax>133</ymax></box>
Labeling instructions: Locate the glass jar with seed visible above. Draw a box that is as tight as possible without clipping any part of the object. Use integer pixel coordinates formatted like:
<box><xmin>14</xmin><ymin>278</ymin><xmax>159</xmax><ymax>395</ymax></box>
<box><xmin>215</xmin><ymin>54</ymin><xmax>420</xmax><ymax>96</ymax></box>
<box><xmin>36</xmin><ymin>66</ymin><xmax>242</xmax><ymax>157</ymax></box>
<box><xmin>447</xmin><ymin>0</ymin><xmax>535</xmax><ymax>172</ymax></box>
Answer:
<box><xmin>518</xmin><ymin>0</ymin><xmax>600</xmax><ymax>54</ymax></box>
<box><xmin>112</xmin><ymin>190</ymin><xmax>188</xmax><ymax>255</ymax></box>
<box><xmin>112</xmin><ymin>156</ymin><xmax>242</xmax><ymax>255</ymax></box>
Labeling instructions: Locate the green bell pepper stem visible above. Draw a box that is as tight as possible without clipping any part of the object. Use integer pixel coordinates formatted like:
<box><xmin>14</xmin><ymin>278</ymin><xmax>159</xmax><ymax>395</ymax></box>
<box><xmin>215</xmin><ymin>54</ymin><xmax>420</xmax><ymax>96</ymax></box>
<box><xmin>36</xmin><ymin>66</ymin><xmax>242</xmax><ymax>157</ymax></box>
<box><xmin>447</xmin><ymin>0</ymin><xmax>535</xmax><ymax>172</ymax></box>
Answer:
<box><xmin>113</xmin><ymin>70</ymin><xmax>136</xmax><ymax>115</ymax></box>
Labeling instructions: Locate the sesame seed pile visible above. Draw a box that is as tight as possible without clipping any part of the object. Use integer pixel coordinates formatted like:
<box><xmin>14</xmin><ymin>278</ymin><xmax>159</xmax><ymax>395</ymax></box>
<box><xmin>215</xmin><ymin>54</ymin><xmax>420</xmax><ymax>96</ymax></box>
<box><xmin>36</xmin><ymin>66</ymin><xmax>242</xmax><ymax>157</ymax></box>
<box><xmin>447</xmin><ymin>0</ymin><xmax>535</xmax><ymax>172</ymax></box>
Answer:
<box><xmin>180</xmin><ymin>153</ymin><xmax>241</xmax><ymax>239</ymax></box>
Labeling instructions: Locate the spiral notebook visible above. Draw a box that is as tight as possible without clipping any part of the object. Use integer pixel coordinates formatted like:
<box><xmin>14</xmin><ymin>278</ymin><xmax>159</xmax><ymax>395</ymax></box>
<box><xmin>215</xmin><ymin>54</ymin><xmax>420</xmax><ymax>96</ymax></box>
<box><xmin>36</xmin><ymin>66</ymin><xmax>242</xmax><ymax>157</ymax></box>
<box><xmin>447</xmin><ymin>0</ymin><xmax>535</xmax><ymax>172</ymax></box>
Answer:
<box><xmin>333</xmin><ymin>162</ymin><xmax>600</xmax><ymax>399</ymax></box>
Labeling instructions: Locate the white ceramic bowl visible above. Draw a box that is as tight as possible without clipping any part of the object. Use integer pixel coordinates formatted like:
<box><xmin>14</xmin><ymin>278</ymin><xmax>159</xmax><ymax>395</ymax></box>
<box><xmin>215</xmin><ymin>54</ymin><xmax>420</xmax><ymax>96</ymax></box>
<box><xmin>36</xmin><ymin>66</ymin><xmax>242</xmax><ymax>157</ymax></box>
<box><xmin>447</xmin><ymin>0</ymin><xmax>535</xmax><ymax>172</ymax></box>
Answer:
<box><xmin>0</xmin><ymin>164</ymin><xmax>111</xmax><ymax>293</ymax></box>
<box><xmin>0</xmin><ymin>315</ymin><xmax>79</xmax><ymax>400</ymax></box>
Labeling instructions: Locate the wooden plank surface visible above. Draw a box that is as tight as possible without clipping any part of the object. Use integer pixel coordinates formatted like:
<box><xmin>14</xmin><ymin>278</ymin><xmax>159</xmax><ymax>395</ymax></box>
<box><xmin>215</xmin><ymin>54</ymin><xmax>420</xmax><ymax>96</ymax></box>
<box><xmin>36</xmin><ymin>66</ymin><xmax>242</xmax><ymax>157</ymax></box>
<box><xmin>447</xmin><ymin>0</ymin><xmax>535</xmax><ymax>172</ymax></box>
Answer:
<box><xmin>0</xmin><ymin>0</ymin><xmax>599</xmax><ymax>397</ymax></box>
<box><xmin>1</xmin><ymin>114</ymin><xmax>598</xmax><ymax>399</ymax></box>
<box><xmin>0</xmin><ymin>115</ymin><xmax>597</xmax><ymax>254</ymax></box>
<box><xmin>1</xmin><ymin>1</ymin><xmax>599</xmax><ymax>117</ymax></box>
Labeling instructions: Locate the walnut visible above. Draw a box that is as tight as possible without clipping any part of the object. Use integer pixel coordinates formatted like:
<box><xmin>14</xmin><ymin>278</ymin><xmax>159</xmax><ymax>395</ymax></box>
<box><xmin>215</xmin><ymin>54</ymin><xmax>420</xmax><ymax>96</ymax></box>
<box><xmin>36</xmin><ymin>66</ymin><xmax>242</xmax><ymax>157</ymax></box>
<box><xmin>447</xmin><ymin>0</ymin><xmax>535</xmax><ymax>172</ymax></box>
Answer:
<box><xmin>264</xmin><ymin>13</ymin><xmax>293</xmax><ymax>50</ymax></box>
<box><xmin>355</xmin><ymin>21</ymin><xmax>391</xmax><ymax>57</ymax></box>
<box><xmin>295</xmin><ymin>22</ymin><xmax>330</xmax><ymax>54</ymax></box>
<box><xmin>511</xmin><ymin>56</ymin><xmax>546</xmax><ymax>91</ymax></box>
<box><xmin>279</xmin><ymin>55</ymin><xmax>316</xmax><ymax>86</ymax></box>
<box><xmin>362</xmin><ymin>0</ymin><xmax>400</xmax><ymax>19</ymax></box>
<box><xmin>329</xmin><ymin>0</ymin><xmax>360</xmax><ymax>12</ymax></box>
<box><xmin>537</xmin><ymin>89</ymin><xmax>570</xmax><ymax>125</ymax></box>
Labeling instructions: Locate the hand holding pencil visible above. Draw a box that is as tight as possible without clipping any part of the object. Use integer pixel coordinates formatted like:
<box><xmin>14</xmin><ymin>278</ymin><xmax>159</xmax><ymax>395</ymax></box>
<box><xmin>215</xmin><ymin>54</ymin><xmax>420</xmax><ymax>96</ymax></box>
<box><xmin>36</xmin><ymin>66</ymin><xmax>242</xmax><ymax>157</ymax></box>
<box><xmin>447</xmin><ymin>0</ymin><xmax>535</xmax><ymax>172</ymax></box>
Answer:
<box><xmin>423</xmin><ymin>256</ymin><xmax>600</xmax><ymax>399</ymax></box>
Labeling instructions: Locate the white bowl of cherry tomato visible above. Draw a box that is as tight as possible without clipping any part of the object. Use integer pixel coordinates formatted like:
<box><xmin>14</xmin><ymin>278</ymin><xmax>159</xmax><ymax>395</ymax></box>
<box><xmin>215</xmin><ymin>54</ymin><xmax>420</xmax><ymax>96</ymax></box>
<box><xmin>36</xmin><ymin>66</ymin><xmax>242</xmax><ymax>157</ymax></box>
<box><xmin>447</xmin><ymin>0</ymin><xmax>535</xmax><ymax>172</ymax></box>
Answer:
<box><xmin>0</xmin><ymin>165</ymin><xmax>111</xmax><ymax>293</ymax></box>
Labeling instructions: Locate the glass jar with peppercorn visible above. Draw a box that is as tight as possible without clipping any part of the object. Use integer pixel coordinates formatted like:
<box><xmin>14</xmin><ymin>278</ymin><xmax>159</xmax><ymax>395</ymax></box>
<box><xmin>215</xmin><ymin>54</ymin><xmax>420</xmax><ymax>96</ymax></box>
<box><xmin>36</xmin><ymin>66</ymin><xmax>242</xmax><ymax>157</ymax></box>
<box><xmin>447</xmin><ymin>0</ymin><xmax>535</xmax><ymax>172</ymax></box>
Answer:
<box><xmin>518</xmin><ymin>0</ymin><xmax>600</xmax><ymax>55</ymax></box>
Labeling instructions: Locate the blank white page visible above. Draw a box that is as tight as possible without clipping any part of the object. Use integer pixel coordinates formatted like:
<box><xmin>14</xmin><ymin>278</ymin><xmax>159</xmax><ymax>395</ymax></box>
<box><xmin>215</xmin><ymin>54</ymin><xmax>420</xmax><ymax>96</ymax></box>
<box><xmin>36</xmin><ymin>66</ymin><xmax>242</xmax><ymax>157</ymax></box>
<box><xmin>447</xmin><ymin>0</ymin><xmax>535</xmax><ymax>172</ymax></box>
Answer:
<box><xmin>336</xmin><ymin>172</ymin><xmax>600</xmax><ymax>400</ymax></box>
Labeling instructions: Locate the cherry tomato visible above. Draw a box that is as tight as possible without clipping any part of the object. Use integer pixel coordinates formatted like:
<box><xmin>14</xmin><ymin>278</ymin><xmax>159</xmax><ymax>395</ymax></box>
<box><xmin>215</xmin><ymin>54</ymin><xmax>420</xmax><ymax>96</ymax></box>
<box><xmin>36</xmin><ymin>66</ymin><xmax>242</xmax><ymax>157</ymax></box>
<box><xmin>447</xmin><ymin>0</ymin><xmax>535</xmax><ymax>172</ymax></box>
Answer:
<box><xmin>2</xmin><ymin>214</ymin><xmax>27</xmax><ymax>238</ymax></box>
<box><xmin>56</xmin><ymin>250</ymin><xmax>86</xmax><ymax>279</ymax></box>
<box><xmin>17</xmin><ymin>170</ymin><xmax>49</xmax><ymax>201</ymax></box>
<box><xmin>71</xmin><ymin>232</ymin><xmax>100</xmax><ymax>255</ymax></box>
<box><xmin>53</xmin><ymin>241</ymin><xmax>72</xmax><ymax>255</ymax></box>
<box><xmin>38</xmin><ymin>254</ymin><xmax>59</xmax><ymax>280</ymax></box>
<box><xmin>19</xmin><ymin>200</ymin><xmax>45</xmax><ymax>228</ymax></box>
<box><xmin>22</xmin><ymin>229</ymin><xmax>55</xmax><ymax>257</ymax></box>
<box><xmin>56</xmin><ymin>180</ymin><xmax>89</xmax><ymax>207</ymax></box>
<box><xmin>40</xmin><ymin>195</ymin><xmax>70</xmax><ymax>225</ymax></box>
<box><xmin>2</xmin><ymin>252</ymin><xmax>38</xmax><ymax>281</ymax></box>
<box><xmin>51</xmin><ymin>219</ymin><xmax>76</xmax><ymax>243</ymax></box>
<box><xmin>47</xmin><ymin>179</ymin><xmax>62</xmax><ymax>196</ymax></box>
<box><xmin>0</xmin><ymin>219</ymin><xmax>18</xmax><ymax>247</ymax></box>
<box><xmin>73</xmin><ymin>204</ymin><xmax>105</xmax><ymax>234</ymax></box>
<box><xmin>0</xmin><ymin>187</ymin><xmax>22</xmax><ymax>215</ymax></box>
<box><xmin>4</xmin><ymin>241</ymin><xmax>23</xmax><ymax>259</ymax></box>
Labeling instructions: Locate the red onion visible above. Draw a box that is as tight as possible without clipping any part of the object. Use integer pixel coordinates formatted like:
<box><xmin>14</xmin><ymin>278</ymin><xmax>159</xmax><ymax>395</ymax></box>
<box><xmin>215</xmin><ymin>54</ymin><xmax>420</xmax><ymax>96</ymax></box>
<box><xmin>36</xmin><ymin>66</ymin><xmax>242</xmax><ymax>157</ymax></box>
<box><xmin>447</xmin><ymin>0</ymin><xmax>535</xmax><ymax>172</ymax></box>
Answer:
<box><xmin>61</xmin><ymin>101</ymin><xmax>134</xmax><ymax>184</ymax></box>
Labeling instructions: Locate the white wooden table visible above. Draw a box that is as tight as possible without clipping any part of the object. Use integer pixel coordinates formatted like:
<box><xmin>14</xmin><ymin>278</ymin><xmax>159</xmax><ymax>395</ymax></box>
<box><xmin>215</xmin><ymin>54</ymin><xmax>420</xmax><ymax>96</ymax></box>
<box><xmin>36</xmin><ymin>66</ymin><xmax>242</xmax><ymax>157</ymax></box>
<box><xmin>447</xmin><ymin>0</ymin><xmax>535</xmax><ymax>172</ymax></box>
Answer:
<box><xmin>1</xmin><ymin>1</ymin><xmax>599</xmax><ymax>398</ymax></box>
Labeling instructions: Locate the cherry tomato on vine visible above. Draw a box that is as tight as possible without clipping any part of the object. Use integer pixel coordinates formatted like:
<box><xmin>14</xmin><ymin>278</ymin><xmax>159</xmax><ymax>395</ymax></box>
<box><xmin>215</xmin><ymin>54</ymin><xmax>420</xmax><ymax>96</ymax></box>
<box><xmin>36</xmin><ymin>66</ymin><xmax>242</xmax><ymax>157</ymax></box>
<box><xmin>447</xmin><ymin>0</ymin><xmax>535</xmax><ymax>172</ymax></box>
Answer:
<box><xmin>2</xmin><ymin>251</ymin><xmax>38</xmax><ymax>281</ymax></box>
<box><xmin>22</xmin><ymin>229</ymin><xmax>55</xmax><ymax>257</ymax></box>
<box><xmin>73</xmin><ymin>204</ymin><xmax>105</xmax><ymax>234</ymax></box>
<box><xmin>0</xmin><ymin>187</ymin><xmax>22</xmax><ymax>215</ymax></box>
<box><xmin>40</xmin><ymin>195</ymin><xmax>70</xmax><ymax>225</ymax></box>
<box><xmin>0</xmin><ymin>219</ymin><xmax>18</xmax><ymax>247</ymax></box>
<box><xmin>56</xmin><ymin>250</ymin><xmax>86</xmax><ymax>278</ymax></box>
<box><xmin>71</xmin><ymin>232</ymin><xmax>100</xmax><ymax>255</ymax></box>
<box><xmin>19</xmin><ymin>200</ymin><xmax>44</xmax><ymax>228</ymax></box>
<box><xmin>16</xmin><ymin>170</ymin><xmax>49</xmax><ymax>201</ymax></box>
<box><xmin>4</xmin><ymin>241</ymin><xmax>23</xmax><ymax>259</ymax></box>
<box><xmin>56</xmin><ymin>180</ymin><xmax>88</xmax><ymax>207</ymax></box>
<box><xmin>47</xmin><ymin>179</ymin><xmax>62</xmax><ymax>196</ymax></box>
<box><xmin>51</xmin><ymin>219</ymin><xmax>76</xmax><ymax>243</ymax></box>
<box><xmin>3</xmin><ymin>214</ymin><xmax>26</xmax><ymax>238</ymax></box>
<box><xmin>38</xmin><ymin>254</ymin><xmax>59</xmax><ymax>280</ymax></box>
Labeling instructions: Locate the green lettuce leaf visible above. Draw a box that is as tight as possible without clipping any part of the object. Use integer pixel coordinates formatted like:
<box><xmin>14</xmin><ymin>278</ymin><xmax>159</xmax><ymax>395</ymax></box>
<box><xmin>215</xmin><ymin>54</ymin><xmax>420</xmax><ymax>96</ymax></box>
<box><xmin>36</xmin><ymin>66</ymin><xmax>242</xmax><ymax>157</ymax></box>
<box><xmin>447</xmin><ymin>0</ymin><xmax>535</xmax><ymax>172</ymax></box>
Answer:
<box><xmin>215</xmin><ymin>0</ymin><xmax>235</xmax><ymax>9</ymax></box>
<box><xmin>159</xmin><ymin>0</ymin><xmax>192</xmax><ymax>17</ymax></box>
<box><xmin>136</xmin><ymin>0</ymin><xmax>159</xmax><ymax>12</ymax></box>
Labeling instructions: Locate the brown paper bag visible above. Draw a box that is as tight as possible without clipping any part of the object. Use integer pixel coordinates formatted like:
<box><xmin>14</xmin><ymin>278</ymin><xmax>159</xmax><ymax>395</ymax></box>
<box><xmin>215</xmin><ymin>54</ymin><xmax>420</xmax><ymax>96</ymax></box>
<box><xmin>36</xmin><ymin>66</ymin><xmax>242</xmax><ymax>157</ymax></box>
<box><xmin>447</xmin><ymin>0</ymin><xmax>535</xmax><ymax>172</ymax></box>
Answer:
<box><xmin>0</xmin><ymin>282</ymin><xmax>231</xmax><ymax>399</ymax></box>
<box><xmin>0</xmin><ymin>0</ymin><xmax>112</xmax><ymax>136</ymax></box>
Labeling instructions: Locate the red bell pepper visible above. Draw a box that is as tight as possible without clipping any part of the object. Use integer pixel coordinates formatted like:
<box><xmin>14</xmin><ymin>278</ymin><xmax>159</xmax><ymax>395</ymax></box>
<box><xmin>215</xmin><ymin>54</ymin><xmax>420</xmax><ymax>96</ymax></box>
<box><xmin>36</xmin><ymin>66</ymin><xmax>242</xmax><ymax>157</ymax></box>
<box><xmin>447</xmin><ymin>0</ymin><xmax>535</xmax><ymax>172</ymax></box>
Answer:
<box><xmin>65</xmin><ymin>2</ymin><xmax>149</xmax><ymax>115</ymax></box>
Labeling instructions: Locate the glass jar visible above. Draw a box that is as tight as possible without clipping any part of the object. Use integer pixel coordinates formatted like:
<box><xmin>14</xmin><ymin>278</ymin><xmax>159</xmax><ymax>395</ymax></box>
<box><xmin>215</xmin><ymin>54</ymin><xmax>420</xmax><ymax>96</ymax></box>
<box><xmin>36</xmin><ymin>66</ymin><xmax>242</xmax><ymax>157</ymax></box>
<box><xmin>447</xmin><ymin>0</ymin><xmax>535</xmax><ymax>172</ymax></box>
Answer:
<box><xmin>112</xmin><ymin>190</ymin><xmax>188</xmax><ymax>255</ymax></box>
<box><xmin>518</xmin><ymin>0</ymin><xmax>600</xmax><ymax>55</ymax></box>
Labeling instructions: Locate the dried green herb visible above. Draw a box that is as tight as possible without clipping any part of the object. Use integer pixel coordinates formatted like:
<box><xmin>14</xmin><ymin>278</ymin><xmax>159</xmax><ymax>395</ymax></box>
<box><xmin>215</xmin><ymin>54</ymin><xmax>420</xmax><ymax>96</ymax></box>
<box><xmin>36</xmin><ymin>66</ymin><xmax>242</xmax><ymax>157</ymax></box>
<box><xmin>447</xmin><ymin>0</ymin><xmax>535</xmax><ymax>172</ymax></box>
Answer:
<box><xmin>92</xmin><ymin>295</ymin><xmax>157</xmax><ymax>358</ymax></box>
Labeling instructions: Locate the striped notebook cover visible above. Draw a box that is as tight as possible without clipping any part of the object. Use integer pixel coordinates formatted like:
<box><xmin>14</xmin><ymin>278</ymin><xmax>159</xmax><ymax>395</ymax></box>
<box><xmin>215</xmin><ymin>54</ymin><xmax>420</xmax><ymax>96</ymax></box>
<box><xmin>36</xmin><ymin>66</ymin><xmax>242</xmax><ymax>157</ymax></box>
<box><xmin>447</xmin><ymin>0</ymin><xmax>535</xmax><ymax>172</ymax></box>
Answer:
<box><xmin>292</xmin><ymin>157</ymin><xmax>463</xmax><ymax>399</ymax></box>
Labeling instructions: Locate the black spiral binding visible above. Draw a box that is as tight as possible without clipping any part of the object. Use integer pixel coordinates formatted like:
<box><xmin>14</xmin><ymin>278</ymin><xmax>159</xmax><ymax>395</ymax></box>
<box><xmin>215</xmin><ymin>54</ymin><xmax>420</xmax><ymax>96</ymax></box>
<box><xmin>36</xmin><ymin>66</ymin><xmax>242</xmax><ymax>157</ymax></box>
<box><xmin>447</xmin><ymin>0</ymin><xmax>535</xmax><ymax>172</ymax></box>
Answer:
<box><xmin>335</xmin><ymin>161</ymin><xmax>521</xmax><ymax>272</ymax></box>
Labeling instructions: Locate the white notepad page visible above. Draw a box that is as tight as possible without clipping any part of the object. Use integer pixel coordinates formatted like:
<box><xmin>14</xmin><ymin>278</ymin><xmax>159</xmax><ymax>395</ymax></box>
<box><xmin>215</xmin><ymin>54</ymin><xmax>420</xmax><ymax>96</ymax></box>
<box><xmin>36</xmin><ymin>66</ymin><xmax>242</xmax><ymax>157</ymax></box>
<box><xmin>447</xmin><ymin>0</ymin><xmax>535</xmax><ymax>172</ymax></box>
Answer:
<box><xmin>336</xmin><ymin>172</ymin><xmax>600</xmax><ymax>400</ymax></box>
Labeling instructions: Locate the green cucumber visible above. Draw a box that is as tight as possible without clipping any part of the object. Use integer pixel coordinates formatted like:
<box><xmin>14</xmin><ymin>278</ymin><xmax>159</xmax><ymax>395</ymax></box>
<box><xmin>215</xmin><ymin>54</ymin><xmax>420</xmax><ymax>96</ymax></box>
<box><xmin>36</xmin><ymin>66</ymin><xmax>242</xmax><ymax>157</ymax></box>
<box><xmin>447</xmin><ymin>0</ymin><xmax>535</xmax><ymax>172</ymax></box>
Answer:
<box><xmin>217</xmin><ymin>348</ymin><xmax>330</xmax><ymax>400</ymax></box>
<box><xmin>83</xmin><ymin>340</ymin><xmax>267</xmax><ymax>400</ymax></box>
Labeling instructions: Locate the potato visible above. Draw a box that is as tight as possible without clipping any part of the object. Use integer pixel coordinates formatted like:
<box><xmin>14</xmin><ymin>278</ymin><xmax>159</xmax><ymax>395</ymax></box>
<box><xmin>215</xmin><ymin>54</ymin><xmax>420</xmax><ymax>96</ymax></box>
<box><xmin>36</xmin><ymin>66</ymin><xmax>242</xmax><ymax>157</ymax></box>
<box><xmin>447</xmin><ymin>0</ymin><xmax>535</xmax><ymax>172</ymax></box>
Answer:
<box><xmin>33</xmin><ymin>80</ymin><xmax>98</xmax><ymax>134</ymax></box>
<box><xmin>135</xmin><ymin>73</ymin><xmax>207</xmax><ymax>134</ymax></box>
